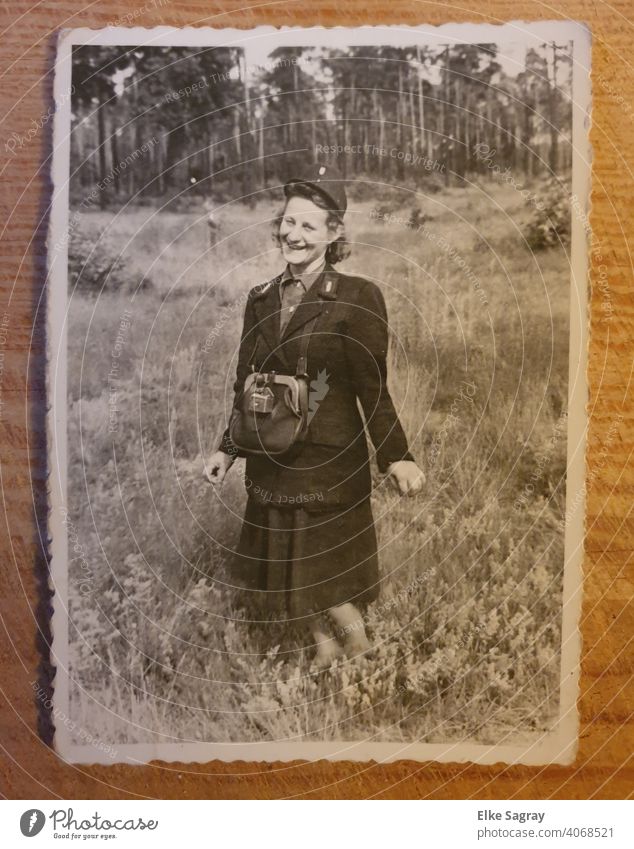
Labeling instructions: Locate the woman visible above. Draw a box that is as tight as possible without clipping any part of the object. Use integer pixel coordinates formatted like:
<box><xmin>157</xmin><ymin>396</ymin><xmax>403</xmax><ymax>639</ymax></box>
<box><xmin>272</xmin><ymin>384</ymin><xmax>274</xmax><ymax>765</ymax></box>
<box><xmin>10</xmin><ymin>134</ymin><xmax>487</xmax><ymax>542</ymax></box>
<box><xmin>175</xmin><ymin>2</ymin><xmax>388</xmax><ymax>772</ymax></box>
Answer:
<box><xmin>205</xmin><ymin>164</ymin><xmax>425</xmax><ymax>669</ymax></box>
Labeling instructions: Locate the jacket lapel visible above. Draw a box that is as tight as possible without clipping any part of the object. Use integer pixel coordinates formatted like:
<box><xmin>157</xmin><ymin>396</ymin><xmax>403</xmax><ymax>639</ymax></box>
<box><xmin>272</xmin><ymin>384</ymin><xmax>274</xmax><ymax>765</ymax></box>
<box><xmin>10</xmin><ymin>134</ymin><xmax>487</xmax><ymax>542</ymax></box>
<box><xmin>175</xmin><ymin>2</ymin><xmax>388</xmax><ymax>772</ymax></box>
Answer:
<box><xmin>279</xmin><ymin>265</ymin><xmax>338</xmax><ymax>342</ymax></box>
<box><xmin>251</xmin><ymin>273</ymin><xmax>288</xmax><ymax>367</ymax></box>
<box><xmin>251</xmin><ymin>266</ymin><xmax>339</xmax><ymax>373</ymax></box>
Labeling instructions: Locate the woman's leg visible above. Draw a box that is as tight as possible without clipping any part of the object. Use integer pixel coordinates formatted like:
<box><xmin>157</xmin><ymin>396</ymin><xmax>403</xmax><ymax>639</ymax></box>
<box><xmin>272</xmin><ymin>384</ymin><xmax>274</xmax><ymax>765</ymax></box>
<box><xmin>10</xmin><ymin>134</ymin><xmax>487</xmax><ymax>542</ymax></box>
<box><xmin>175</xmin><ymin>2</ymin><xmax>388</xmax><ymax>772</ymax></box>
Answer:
<box><xmin>309</xmin><ymin>614</ymin><xmax>343</xmax><ymax>669</ymax></box>
<box><xmin>328</xmin><ymin>602</ymin><xmax>372</xmax><ymax>657</ymax></box>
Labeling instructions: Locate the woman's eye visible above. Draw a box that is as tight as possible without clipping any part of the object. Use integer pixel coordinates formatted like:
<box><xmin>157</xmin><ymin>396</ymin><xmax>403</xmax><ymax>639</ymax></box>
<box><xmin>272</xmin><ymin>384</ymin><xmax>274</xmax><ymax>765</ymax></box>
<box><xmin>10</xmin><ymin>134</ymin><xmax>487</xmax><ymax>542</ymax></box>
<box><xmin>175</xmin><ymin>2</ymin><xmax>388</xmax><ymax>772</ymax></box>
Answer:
<box><xmin>283</xmin><ymin>217</ymin><xmax>295</xmax><ymax>226</ymax></box>
<box><xmin>302</xmin><ymin>223</ymin><xmax>315</xmax><ymax>231</ymax></box>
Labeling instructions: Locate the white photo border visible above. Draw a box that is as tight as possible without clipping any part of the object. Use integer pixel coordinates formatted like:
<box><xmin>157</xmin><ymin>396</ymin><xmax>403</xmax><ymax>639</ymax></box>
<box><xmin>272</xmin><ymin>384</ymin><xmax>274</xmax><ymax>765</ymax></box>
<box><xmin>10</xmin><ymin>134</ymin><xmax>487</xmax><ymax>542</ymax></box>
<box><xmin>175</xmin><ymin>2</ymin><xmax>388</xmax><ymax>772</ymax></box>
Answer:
<box><xmin>47</xmin><ymin>20</ymin><xmax>591</xmax><ymax>766</ymax></box>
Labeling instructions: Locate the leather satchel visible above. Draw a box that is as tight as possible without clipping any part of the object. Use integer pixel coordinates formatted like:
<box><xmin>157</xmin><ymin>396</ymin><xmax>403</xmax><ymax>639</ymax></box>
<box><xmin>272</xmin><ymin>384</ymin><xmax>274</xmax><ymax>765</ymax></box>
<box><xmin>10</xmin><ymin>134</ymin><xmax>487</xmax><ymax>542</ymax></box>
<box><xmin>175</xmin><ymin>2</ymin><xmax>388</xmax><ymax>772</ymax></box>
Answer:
<box><xmin>228</xmin><ymin>314</ymin><xmax>320</xmax><ymax>456</ymax></box>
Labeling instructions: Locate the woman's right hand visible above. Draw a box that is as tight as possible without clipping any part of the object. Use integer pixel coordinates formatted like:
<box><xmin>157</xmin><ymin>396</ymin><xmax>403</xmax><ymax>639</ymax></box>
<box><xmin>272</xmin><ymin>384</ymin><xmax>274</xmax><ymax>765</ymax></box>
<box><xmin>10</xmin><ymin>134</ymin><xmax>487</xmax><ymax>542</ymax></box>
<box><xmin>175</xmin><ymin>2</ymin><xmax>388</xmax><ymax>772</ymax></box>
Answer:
<box><xmin>204</xmin><ymin>450</ymin><xmax>235</xmax><ymax>486</ymax></box>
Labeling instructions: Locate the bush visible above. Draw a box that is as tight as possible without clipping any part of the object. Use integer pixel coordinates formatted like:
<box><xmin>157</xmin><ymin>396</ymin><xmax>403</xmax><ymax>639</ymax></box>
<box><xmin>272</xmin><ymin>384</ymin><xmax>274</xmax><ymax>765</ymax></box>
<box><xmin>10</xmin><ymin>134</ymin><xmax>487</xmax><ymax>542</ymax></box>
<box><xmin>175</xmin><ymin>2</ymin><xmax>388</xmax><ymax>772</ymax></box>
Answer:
<box><xmin>524</xmin><ymin>177</ymin><xmax>571</xmax><ymax>250</ymax></box>
<box><xmin>68</xmin><ymin>227</ymin><xmax>152</xmax><ymax>295</ymax></box>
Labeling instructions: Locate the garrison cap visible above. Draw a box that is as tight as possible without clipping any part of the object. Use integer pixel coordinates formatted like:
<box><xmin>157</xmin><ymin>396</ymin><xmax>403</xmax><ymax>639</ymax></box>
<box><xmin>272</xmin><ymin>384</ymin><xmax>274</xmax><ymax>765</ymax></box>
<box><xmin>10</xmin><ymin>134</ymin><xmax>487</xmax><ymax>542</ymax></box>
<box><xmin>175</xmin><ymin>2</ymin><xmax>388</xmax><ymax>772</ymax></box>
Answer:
<box><xmin>284</xmin><ymin>163</ymin><xmax>347</xmax><ymax>217</ymax></box>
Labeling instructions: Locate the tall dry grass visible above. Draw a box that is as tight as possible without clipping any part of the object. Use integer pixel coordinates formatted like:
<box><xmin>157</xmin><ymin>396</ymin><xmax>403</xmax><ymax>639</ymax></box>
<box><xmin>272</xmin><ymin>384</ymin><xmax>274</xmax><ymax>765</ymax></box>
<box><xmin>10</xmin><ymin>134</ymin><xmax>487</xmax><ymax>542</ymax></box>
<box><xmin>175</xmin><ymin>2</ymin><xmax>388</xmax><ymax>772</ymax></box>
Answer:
<box><xmin>66</xmin><ymin>181</ymin><xmax>569</xmax><ymax>747</ymax></box>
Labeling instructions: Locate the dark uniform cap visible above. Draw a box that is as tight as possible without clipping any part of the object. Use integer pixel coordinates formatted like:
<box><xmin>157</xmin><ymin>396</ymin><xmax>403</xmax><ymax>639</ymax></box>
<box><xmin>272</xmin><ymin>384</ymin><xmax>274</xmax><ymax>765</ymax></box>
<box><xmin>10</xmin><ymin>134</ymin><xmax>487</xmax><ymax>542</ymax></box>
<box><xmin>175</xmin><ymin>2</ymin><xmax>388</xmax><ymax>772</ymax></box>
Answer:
<box><xmin>284</xmin><ymin>163</ymin><xmax>347</xmax><ymax>216</ymax></box>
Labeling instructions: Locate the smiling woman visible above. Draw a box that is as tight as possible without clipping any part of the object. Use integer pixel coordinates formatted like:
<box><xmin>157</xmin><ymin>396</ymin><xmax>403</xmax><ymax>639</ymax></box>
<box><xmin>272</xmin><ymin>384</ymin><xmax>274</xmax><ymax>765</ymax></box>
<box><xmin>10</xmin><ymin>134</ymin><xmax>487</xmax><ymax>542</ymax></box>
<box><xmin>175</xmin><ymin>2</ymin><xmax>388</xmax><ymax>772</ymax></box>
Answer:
<box><xmin>279</xmin><ymin>194</ymin><xmax>340</xmax><ymax>267</ymax></box>
<box><xmin>204</xmin><ymin>163</ymin><xmax>425</xmax><ymax>669</ymax></box>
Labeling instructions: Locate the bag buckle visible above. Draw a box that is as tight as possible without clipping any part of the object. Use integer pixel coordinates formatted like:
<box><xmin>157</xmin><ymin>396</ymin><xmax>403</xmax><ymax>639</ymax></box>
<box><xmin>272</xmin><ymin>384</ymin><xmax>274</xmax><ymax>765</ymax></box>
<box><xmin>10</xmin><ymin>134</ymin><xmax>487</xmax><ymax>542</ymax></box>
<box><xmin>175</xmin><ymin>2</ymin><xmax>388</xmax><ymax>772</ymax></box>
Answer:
<box><xmin>295</xmin><ymin>356</ymin><xmax>308</xmax><ymax>378</ymax></box>
<box><xmin>248</xmin><ymin>372</ymin><xmax>274</xmax><ymax>413</ymax></box>
<box><xmin>249</xmin><ymin>384</ymin><xmax>275</xmax><ymax>414</ymax></box>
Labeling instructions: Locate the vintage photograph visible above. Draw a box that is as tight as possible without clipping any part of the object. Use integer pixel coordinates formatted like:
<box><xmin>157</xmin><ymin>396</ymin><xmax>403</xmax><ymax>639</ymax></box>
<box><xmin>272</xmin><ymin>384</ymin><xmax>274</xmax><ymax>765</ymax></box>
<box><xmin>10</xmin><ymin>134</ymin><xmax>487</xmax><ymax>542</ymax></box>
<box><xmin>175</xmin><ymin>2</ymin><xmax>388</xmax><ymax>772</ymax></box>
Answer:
<box><xmin>47</xmin><ymin>22</ymin><xmax>590</xmax><ymax>764</ymax></box>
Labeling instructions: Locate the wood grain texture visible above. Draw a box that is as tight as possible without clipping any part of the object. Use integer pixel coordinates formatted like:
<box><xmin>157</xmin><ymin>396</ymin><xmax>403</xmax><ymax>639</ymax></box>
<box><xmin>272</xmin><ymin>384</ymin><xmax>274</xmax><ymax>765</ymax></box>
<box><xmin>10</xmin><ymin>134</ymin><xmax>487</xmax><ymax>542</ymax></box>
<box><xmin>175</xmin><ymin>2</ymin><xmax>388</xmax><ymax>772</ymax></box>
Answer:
<box><xmin>1</xmin><ymin>0</ymin><xmax>633</xmax><ymax>799</ymax></box>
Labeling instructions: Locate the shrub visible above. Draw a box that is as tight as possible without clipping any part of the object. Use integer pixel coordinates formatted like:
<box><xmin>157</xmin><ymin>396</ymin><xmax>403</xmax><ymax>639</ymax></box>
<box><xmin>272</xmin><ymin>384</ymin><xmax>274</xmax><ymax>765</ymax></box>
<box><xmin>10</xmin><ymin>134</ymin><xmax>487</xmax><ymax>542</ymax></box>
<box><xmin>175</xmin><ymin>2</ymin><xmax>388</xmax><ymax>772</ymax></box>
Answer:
<box><xmin>523</xmin><ymin>177</ymin><xmax>571</xmax><ymax>250</ymax></box>
<box><xmin>68</xmin><ymin>227</ymin><xmax>152</xmax><ymax>295</ymax></box>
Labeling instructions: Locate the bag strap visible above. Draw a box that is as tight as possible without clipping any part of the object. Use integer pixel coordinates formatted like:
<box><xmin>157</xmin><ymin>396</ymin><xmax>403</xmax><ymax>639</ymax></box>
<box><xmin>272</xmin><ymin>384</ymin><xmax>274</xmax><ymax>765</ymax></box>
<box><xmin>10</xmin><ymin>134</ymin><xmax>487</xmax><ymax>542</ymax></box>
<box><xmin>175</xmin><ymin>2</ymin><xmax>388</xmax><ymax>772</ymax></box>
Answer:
<box><xmin>295</xmin><ymin>313</ymin><xmax>320</xmax><ymax>378</ymax></box>
<box><xmin>248</xmin><ymin>317</ymin><xmax>316</xmax><ymax>376</ymax></box>
<box><xmin>295</xmin><ymin>270</ymin><xmax>339</xmax><ymax>377</ymax></box>
<box><xmin>248</xmin><ymin>270</ymin><xmax>339</xmax><ymax>376</ymax></box>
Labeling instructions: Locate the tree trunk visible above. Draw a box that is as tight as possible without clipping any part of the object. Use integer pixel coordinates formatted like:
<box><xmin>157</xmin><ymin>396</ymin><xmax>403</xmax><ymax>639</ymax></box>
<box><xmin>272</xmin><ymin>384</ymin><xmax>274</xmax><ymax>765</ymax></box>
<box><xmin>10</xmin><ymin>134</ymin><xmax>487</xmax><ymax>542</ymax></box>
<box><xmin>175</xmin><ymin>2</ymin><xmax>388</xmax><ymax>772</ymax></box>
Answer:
<box><xmin>378</xmin><ymin>101</ymin><xmax>385</xmax><ymax>177</ymax></box>
<box><xmin>110</xmin><ymin>124</ymin><xmax>120</xmax><ymax>197</ymax></box>
<box><xmin>97</xmin><ymin>102</ymin><xmax>108</xmax><ymax>208</ymax></box>
<box><xmin>549</xmin><ymin>42</ymin><xmax>559</xmax><ymax>173</ymax></box>
<box><xmin>396</xmin><ymin>65</ymin><xmax>404</xmax><ymax>179</ymax></box>
<box><xmin>206</xmin><ymin>117</ymin><xmax>214</xmax><ymax>182</ymax></box>
<box><xmin>464</xmin><ymin>90</ymin><xmax>470</xmax><ymax>173</ymax></box>
<box><xmin>443</xmin><ymin>45</ymin><xmax>451</xmax><ymax>186</ymax></box>
<box><xmin>409</xmin><ymin>67</ymin><xmax>416</xmax><ymax>156</ymax></box>
<box><xmin>416</xmin><ymin>46</ymin><xmax>426</xmax><ymax>160</ymax></box>
<box><xmin>259</xmin><ymin>115</ymin><xmax>265</xmax><ymax>187</ymax></box>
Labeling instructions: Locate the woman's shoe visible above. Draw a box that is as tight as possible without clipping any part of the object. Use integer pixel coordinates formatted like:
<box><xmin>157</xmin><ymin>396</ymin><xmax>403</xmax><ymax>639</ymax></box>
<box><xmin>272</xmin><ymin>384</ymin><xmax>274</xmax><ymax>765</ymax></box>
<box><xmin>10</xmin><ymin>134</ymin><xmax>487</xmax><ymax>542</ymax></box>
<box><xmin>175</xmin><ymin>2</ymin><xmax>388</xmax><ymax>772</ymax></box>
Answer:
<box><xmin>311</xmin><ymin>638</ymin><xmax>344</xmax><ymax>671</ymax></box>
<box><xmin>343</xmin><ymin>635</ymin><xmax>374</xmax><ymax>661</ymax></box>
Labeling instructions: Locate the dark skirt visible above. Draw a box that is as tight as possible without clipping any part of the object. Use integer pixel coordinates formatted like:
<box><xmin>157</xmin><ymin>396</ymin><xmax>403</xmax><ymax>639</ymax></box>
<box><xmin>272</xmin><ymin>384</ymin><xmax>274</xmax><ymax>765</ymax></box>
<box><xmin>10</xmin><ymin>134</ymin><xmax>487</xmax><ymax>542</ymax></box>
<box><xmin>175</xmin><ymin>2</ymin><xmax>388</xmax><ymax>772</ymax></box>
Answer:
<box><xmin>231</xmin><ymin>497</ymin><xmax>380</xmax><ymax>620</ymax></box>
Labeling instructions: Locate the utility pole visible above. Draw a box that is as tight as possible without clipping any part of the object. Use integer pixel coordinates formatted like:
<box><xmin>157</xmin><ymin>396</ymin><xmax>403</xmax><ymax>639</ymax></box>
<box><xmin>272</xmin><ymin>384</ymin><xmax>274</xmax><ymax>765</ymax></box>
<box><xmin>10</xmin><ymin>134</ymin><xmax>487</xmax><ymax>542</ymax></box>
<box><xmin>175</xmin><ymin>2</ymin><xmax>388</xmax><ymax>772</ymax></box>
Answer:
<box><xmin>548</xmin><ymin>41</ymin><xmax>567</xmax><ymax>174</ymax></box>
<box><xmin>443</xmin><ymin>44</ymin><xmax>451</xmax><ymax>186</ymax></box>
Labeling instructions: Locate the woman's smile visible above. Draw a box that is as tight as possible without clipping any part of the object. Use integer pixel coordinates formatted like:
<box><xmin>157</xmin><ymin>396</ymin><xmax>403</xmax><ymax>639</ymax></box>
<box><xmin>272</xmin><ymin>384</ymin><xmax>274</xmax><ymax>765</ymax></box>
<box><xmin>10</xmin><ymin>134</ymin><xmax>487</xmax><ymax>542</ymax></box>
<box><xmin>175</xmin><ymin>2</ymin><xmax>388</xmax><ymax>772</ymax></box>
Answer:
<box><xmin>279</xmin><ymin>196</ymin><xmax>338</xmax><ymax>271</ymax></box>
<box><xmin>284</xmin><ymin>241</ymin><xmax>308</xmax><ymax>254</ymax></box>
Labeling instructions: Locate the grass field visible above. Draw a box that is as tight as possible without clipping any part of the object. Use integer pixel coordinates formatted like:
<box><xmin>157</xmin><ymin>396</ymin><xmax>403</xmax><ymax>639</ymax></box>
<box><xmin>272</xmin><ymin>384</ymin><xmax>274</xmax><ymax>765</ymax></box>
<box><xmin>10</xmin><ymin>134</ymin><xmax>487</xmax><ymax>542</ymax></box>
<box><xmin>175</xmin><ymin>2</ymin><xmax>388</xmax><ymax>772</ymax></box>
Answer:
<box><xmin>65</xmin><ymin>180</ymin><xmax>570</xmax><ymax>748</ymax></box>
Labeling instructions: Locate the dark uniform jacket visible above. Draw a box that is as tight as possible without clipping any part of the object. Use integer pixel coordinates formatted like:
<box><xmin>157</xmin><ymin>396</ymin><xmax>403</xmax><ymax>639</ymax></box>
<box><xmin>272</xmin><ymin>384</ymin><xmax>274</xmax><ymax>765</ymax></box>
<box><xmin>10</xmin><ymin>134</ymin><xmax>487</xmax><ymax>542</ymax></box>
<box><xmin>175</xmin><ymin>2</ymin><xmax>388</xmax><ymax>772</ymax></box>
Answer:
<box><xmin>219</xmin><ymin>263</ymin><xmax>414</xmax><ymax>510</ymax></box>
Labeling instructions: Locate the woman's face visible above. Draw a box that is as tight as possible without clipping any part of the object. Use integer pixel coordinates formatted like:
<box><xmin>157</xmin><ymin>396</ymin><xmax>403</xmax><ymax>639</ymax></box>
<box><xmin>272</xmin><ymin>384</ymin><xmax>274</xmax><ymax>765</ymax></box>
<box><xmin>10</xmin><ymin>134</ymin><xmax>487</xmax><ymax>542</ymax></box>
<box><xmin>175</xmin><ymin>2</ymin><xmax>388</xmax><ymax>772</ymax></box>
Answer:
<box><xmin>279</xmin><ymin>196</ymin><xmax>341</xmax><ymax>271</ymax></box>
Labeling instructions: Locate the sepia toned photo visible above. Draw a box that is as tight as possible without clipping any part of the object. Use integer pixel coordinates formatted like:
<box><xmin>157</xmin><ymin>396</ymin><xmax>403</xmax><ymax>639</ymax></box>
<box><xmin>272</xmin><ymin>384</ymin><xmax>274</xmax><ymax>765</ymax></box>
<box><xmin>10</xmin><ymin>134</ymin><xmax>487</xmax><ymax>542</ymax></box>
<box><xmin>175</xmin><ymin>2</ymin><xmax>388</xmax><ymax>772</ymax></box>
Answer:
<box><xmin>47</xmin><ymin>21</ymin><xmax>590</xmax><ymax>765</ymax></box>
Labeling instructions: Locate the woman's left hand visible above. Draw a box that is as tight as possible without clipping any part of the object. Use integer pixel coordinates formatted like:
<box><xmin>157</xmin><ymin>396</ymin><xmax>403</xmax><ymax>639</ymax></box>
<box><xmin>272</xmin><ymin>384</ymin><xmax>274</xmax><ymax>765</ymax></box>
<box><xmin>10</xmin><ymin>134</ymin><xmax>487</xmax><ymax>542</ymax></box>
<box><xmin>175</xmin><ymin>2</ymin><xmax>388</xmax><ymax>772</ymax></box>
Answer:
<box><xmin>386</xmin><ymin>460</ymin><xmax>425</xmax><ymax>496</ymax></box>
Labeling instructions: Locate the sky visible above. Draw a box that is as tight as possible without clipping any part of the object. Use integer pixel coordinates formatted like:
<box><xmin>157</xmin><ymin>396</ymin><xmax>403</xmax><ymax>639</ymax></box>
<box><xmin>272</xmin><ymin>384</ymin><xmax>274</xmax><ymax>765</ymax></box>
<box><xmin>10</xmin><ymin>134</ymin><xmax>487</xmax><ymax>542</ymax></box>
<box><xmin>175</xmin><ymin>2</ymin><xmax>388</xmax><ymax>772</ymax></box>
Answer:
<box><xmin>242</xmin><ymin>39</ymin><xmax>549</xmax><ymax>83</ymax></box>
<box><xmin>109</xmin><ymin>36</ymin><xmax>570</xmax><ymax>97</ymax></box>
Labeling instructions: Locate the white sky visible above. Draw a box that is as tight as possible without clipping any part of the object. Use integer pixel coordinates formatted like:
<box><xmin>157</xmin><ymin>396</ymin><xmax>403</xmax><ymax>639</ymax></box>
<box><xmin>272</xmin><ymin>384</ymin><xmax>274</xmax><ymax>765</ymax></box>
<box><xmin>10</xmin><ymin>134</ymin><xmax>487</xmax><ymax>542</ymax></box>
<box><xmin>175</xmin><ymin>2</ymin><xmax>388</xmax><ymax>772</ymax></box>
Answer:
<box><xmin>245</xmin><ymin>41</ymin><xmax>521</xmax><ymax>72</ymax></box>
<box><xmin>109</xmin><ymin>36</ymin><xmax>569</xmax><ymax>96</ymax></box>
<box><xmin>242</xmin><ymin>39</ymin><xmax>558</xmax><ymax>84</ymax></box>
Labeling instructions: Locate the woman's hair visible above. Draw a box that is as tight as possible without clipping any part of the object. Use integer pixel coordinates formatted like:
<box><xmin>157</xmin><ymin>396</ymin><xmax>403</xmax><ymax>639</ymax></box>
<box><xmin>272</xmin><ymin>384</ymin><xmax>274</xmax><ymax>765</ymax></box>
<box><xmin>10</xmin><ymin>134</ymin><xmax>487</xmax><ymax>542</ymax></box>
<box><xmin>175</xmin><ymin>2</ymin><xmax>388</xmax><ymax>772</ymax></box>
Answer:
<box><xmin>273</xmin><ymin>181</ymin><xmax>351</xmax><ymax>264</ymax></box>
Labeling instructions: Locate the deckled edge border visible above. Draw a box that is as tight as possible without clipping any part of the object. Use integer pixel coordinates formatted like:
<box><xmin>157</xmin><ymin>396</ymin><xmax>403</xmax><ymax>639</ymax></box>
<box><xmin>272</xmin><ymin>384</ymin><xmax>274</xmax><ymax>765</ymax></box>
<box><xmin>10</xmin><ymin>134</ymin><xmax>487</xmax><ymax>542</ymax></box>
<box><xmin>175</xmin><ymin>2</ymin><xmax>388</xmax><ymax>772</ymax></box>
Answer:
<box><xmin>45</xmin><ymin>19</ymin><xmax>592</xmax><ymax>768</ymax></box>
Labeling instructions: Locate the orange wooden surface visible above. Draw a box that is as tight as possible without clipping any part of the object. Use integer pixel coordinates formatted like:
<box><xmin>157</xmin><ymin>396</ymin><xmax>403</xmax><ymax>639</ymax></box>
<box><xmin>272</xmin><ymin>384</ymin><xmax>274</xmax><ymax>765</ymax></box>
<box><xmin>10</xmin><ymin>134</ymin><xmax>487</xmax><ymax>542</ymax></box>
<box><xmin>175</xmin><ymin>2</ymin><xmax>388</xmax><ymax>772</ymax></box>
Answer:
<box><xmin>1</xmin><ymin>1</ymin><xmax>633</xmax><ymax>798</ymax></box>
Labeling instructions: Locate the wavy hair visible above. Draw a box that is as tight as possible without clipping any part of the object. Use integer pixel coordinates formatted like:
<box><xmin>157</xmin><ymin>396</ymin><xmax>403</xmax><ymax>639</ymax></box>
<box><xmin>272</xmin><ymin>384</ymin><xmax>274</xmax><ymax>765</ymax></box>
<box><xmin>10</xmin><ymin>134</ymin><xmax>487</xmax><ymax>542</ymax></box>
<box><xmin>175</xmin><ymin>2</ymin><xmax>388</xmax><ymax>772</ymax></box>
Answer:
<box><xmin>273</xmin><ymin>181</ymin><xmax>351</xmax><ymax>265</ymax></box>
